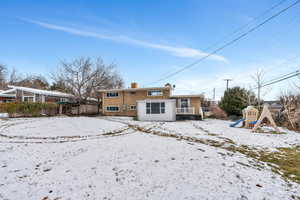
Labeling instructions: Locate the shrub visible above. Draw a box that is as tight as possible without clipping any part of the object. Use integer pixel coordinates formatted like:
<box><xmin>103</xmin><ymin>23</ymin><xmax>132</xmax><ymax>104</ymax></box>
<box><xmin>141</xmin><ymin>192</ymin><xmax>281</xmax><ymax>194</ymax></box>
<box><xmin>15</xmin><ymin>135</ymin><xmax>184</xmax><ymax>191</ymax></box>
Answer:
<box><xmin>209</xmin><ymin>106</ymin><xmax>228</xmax><ymax>119</ymax></box>
<box><xmin>0</xmin><ymin>102</ymin><xmax>58</xmax><ymax>117</ymax></box>
<box><xmin>219</xmin><ymin>87</ymin><xmax>256</xmax><ymax>116</ymax></box>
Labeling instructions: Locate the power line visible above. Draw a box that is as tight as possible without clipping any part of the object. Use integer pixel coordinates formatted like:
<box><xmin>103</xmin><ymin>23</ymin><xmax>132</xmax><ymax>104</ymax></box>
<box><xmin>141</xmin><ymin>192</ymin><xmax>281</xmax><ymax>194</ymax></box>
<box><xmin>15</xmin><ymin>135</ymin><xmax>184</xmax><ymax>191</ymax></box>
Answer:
<box><xmin>152</xmin><ymin>0</ymin><xmax>290</xmax><ymax>84</ymax></box>
<box><xmin>259</xmin><ymin>55</ymin><xmax>300</xmax><ymax>84</ymax></box>
<box><xmin>262</xmin><ymin>69</ymin><xmax>299</xmax><ymax>85</ymax></box>
<box><xmin>254</xmin><ymin>70</ymin><xmax>300</xmax><ymax>89</ymax></box>
<box><xmin>203</xmin><ymin>0</ymin><xmax>289</xmax><ymax>52</ymax></box>
<box><xmin>261</xmin><ymin>70</ymin><xmax>300</xmax><ymax>88</ymax></box>
<box><xmin>147</xmin><ymin>0</ymin><xmax>300</xmax><ymax>85</ymax></box>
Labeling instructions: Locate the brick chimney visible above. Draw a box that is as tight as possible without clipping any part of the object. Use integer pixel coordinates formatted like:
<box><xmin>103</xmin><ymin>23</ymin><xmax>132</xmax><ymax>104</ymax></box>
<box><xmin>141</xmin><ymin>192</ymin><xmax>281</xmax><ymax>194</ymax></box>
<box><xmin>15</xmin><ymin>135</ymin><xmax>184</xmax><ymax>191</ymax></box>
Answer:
<box><xmin>131</xmin><ymin>82</ymin><xmax>138</xmax><ymax>88</ymax></box>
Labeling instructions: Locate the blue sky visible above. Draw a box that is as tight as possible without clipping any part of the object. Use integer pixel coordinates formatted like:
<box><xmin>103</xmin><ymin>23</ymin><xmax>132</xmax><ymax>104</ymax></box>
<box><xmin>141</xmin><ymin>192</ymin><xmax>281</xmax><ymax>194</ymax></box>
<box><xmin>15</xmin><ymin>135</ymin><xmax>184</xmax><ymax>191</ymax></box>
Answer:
<box><xmin>1</xmin><ymin>0</ymin><xmax>300</xmax><ymax>100</ymax></box>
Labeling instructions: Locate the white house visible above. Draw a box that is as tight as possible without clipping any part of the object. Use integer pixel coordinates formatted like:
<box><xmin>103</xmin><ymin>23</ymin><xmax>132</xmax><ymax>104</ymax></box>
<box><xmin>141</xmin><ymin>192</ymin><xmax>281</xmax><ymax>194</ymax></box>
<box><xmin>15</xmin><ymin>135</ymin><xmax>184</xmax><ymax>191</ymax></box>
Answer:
<box><xmin>137</xmin><ymin>99</ymin><xmax>176</xmax><ymax>121</ymax></box>
<box><xmin>0</xmin><ymin>85</ymin><xmax>73</xmax><ymax>103</ymax></box>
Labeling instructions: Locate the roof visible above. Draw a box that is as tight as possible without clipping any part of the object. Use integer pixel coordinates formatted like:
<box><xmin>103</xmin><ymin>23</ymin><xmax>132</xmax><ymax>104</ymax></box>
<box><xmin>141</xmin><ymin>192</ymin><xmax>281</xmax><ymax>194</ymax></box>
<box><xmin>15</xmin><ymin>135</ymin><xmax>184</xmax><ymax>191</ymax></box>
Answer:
<box><xmin>98</xmin><ymin>86</ymin><xmax>170</xmax><ymax>92</ymax></box>
<box><xmin>171</xmin><ymin>94</ymin><xmax>204</xmax><ymax>98</ymax></box>
<box><xmin>0</xmin><ymin>93</ymin><xmax>16</xmax><ymax>98</ymax></box>
<box><xmin>3</xmin><ymin>85</ymin><xmax>74</xmax><ymax>98</ymax></box>
<box><xmin>137</xmin><ymin>99</ymin><xmax>176</xmax><ymax>103</ymax></box>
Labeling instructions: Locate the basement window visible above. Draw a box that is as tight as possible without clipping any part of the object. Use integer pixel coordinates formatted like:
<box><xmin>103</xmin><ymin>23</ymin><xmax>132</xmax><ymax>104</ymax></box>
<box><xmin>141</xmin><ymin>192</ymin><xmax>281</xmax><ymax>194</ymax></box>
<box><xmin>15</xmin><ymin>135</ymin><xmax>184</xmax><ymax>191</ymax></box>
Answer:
<box><xmin>146</xmin><ymin>102</ymin><xmax>165</xmax><ymax>114</ymax></box>
<box><xmin>106</xmin><ymin>106</ymin><xmax>119</xmax><ymax>112</ymax></box>
<box><xmin>130</xmin><ymin>105</ymin><xmax>136</xmax><ymax>110</ymax></box>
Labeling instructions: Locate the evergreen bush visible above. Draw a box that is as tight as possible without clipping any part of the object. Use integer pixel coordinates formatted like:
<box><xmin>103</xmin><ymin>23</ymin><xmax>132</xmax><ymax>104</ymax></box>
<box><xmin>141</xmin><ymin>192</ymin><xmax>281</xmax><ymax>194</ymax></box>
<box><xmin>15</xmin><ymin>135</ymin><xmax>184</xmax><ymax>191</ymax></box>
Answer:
<box><xmin>0</xmin><ymin>102</ymin><xmax>58</xmax><ymax>117</ymax></box>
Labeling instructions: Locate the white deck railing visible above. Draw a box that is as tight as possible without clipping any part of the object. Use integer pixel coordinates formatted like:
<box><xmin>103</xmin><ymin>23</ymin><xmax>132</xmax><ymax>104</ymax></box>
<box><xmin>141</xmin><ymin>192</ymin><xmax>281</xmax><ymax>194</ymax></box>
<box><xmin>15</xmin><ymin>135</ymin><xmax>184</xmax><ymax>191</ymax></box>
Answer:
<box><xmin>176</xmin><ymin>107</ymin><xmax>195</xmax><ymax>115</ymax></box>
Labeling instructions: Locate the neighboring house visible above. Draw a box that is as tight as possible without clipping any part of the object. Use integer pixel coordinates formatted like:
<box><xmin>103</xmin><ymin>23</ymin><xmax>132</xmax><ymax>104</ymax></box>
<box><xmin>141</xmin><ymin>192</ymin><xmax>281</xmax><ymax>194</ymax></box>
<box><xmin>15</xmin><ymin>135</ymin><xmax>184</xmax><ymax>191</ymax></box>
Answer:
<box><xmin>0</xmin><ymin>85</ymin><xmax>74</xmax><ymax>103</ymax></box>
<box><xmin>0</xmin><ymin>93</ymin><xmax>16</xmax><ymax>103</ymax></box>
<box><xmin>98</xmin><ymin>83</ymin><xmax>203</xmax><ymax>121</ymax></box>
<box><xmin>264</xmin><ymin>100</ymin><xmax>283</xmax><ymax>113</ymax></box>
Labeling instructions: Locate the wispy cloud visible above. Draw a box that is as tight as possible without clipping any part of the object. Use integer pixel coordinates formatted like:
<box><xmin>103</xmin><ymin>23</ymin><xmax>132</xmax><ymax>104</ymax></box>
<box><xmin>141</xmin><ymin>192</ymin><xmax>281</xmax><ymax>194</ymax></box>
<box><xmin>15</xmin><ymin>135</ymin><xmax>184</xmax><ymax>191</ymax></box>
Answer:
<box><xmin>21</xmin><ymin>18</ymin><xmax>228</xmax><ymax>62</ymax></box>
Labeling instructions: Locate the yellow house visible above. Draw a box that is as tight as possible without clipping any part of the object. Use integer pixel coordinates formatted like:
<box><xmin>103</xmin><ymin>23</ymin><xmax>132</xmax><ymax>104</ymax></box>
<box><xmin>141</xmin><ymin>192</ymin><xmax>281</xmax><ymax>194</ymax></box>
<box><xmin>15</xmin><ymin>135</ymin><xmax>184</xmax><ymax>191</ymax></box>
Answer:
<box><xmin>98</xmin><ymin>83</ymin><xmax>203</xmax><ymax>121</ymax></box>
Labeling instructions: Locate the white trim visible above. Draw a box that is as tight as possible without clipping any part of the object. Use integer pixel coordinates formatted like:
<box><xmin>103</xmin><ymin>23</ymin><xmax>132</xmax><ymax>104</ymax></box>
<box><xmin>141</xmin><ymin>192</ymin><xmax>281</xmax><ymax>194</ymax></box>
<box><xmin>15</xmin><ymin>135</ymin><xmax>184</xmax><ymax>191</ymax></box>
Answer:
<box><xmin>171</xmin><ymin>94</ymin><xmax>203</xmax><ymax>98</ymax></box>
<box><xmin>98</xmin><ymin>86</ymin><xmax>169</xmax><ymax>92</ymax></box>
<box><xmin>0</xmin><ymin>93</ymin><xmax>16</xmax><ymax>98</ymax></box>
<box><xmin>7</xmin><ymin>85</ymin><xmax>73</xmax><ymax>98</ymax></box>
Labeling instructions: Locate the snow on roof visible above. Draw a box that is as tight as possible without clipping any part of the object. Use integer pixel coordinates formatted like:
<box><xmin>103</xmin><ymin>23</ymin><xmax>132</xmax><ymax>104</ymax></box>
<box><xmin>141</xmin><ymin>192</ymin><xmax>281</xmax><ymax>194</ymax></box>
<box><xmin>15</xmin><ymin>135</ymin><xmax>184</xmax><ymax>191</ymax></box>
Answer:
<box><xmin>171</xmin><ymin>94</ymin><xmax>204</xmax><ymax>98</ymax></box>
<box><xmin>98</xmin><ymin>86</ymin><xmax>170</xmax><ymax>92</ymax></box>
<box><xmin>0</xmin><ymin>93</ymin><xmax>16</xmax><ymax>98</ymax></box>
<box><xmin>5</xmin><ymin>85</ymin><xmax>74</xmax><ymax>98</ymax></box>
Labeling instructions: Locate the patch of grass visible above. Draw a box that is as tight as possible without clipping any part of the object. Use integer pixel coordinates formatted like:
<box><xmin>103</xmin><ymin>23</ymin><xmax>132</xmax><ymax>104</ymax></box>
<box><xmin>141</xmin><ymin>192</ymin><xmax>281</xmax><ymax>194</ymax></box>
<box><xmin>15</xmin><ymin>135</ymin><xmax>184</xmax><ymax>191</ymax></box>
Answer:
<box><xmin>225</xmin><ymin>145</ymin><xmax>300</xmax><ymax>184</ymax></box>
<box><xmin>258</xmin><ymin>146</ymin><xmax>300</xmax><ymax>184</ymax></box>
<box><xmin>255</xmin><ymin>127</ymin><xmax>287</xmax><ymax>135</ymax></box>
<box><xmin>207</xmin><ymin>133</ymin><xmax>218</xmax><ymax>136</ymax></box>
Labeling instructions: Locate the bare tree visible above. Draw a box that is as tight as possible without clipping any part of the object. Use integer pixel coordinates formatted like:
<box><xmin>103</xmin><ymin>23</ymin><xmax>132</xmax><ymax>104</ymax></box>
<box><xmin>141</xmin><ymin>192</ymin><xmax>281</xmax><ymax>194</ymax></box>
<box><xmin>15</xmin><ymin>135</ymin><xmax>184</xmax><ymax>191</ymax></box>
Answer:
<box><xmin>0</xmin><ymin>63</ymin><xmax>7</xmax><ymax>89</ymax></box>
<box><xmin>251</xmin><ymin>69</ymin><xmax>270</xmax><ymax>110</ymax></box>
<box><xmin>52</xmin><ymin>57</ymin><xmax>124</xmax><ymax>103</ymax></box>
<box><xmin>8</xmin><ymin>68</ymin><xmax>22</xmax><ymax>85</ymax></box>
<box><xmin>15</xmin><ymin>75</ymin><xmax>49</xmax><ymax>89</ymax></box>
<box><xmin>279</xmin><ymin>92</ymin><xmax>300</xmax><ymax>130</ymax></box>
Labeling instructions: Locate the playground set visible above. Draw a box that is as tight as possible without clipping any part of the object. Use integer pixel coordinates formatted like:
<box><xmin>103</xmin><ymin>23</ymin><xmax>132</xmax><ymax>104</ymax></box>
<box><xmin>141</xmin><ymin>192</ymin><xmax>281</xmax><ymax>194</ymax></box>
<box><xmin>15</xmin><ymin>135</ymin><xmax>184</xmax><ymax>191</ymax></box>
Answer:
<box><xmin>230</xmin><ymin>104</ymin><xmax>280</xmax><ymax>133</ymax></box>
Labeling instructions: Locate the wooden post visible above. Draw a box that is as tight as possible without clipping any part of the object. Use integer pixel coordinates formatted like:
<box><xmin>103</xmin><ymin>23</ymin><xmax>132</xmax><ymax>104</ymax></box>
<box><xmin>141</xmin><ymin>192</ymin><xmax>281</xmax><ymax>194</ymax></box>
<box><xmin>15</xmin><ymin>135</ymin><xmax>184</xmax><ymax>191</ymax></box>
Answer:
<box><xmin>252</xmin><ymin>104</ymin><xmax>280</xmax><ymax>133</ymax></box>
<box><xmin>59</xmin><ymin>104</ymin><xmax>63</xmax><ymax>115</ymax></box>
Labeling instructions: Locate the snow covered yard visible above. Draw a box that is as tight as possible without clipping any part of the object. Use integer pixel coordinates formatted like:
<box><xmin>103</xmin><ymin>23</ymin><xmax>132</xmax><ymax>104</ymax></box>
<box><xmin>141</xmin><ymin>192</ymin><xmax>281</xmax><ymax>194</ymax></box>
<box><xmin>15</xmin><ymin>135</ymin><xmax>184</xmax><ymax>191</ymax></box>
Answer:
<box><xmin>159</xmin><ymin>119</ymin><xmax>300</xmax><ymax>150</ymax></box>
<box><xmin>0</xmin><ymin>117</ymin><xmax>299</xmax><ymax>200</ymax></box>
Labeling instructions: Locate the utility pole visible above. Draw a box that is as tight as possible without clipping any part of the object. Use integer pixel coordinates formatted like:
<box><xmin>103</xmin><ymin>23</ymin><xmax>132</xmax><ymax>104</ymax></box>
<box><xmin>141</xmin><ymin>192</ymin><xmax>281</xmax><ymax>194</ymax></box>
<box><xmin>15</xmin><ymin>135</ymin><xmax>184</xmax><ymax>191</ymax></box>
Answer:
<box><xmin>213</xmin><ymin>88</ymin><xmax>216</xmax><ymax>101</ymax></box>
<box><xmin>224</xmin><ymin>78</ymin><xmax>232</xmax><ymax>90</ymax></box>
<box><xmin>257</xmin><ymin>80</ymin><xmax>261</xmax><ymax>111</ymax></box>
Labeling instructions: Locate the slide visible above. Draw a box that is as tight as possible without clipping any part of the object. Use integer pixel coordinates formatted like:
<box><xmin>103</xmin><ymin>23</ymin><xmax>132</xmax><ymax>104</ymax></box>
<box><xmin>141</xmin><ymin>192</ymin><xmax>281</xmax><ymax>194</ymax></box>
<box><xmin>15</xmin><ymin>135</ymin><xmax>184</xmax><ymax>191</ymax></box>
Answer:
<box><xmin>230</xmin><ymin>118</ymin><xmax>245</xmax><ymax>127</ymax></box>
<box><xmin>249</xmin><ymin>120</ymin><xmax>258</xmax><ymax>125</ymax></box>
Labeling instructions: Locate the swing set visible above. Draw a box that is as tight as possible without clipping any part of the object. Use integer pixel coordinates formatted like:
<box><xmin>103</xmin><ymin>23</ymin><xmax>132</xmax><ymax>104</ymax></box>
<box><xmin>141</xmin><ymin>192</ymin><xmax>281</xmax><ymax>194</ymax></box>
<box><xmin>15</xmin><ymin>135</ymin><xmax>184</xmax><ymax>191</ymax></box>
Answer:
<box><xmin>230</xmin><ymin>104</ymin><xmax>280</xmax><ymax>133</ymax></box>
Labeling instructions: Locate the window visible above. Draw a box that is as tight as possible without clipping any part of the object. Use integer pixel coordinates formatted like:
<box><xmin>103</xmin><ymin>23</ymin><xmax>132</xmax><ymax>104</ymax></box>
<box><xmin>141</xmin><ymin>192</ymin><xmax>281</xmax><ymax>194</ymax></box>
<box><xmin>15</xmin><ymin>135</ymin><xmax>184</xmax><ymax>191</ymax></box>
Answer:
<box><xmin>4</xmin><ymin>99</ymin><xmax>14</xmax><ymax>103</ymax></box>
<box><xmin>130</xmin><ymin>105</ymin><xmax>136</xmax><ymax>110</ymax></box>
<box><xmin>106</xmin><ymin>106</ymin><xmax>119</xmax><ymax>112</ymax></box>
<box><xmin>23</xmin><ymin>96</ymin><xmax>34</xmax><ymax>102</ymax></box>
<box><xmin>106</xmin><ymin>92</ymin><xmax>119</xmax><ymax>97</ymax></box>
<box><xmin>60</xmin><ymin>98</ymin><xmax>69</xmax><ymax>102</ymax></box>
<box><xmin>146</xmin><ymin>102</ymin><xmax>165</xmax><ymax>114</ymax></box>
<box><xmin>180</xmin><ymin>98</ymin><xmax>189</xmax><ymax>108</ymax></box>
<box><xmin>147</xmin><ymin>90</ymin><xmax>163</xmax><ymax>96</ymax></box>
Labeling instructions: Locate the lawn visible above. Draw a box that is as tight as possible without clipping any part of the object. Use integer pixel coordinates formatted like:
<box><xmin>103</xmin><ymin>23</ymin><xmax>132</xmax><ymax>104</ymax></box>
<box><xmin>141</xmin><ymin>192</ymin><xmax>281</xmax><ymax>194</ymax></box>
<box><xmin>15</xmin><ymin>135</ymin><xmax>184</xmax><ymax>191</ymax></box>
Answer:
<box><xmin>0</xmin><ymin>117</ymin><xmax>299</xmax><ymax>200</ymax></box>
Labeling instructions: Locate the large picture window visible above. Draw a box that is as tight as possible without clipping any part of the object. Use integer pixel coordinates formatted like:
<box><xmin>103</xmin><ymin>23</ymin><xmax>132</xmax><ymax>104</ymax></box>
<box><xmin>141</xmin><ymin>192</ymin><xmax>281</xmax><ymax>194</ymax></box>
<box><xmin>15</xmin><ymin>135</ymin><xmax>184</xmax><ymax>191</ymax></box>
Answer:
<box><xmin>147</xmin><ymin>90</ymin><xmax>163</xmax><ymax>96</ymax></box>
<box><xmin>146</xmin><ymin>102</ymin><xmax>165</xmax><ymax>114</ymax></box>
<box><xmin>106</xmin><ymin>92</ymin><xmax>119</xmax><ymax>97</ymax></box>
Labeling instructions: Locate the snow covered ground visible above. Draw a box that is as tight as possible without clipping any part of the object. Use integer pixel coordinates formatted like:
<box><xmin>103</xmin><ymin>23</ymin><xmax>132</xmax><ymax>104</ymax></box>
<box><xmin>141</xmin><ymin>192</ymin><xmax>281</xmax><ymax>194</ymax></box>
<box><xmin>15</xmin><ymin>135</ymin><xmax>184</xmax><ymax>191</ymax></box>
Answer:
<box><xmin>0</xmin><ymin>116</ymin><xmax>299</xmax><ymax>200</ymax></box>
<box><xmin>0</xmin><ymin>117</ymin><xmax>127</xmax><ymax>137</ymax></box>
<box><xmin>157</xmin><ymin>119</ymin><xmax>300</xmax><ymax>150</ymax></box>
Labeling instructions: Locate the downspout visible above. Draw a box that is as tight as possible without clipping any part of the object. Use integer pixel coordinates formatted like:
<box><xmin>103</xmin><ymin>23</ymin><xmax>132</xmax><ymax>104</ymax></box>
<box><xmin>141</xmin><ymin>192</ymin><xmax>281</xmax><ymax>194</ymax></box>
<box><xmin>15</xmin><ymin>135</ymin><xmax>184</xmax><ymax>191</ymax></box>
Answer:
<box><xmin>122</xmin><ymin>91</ymin><xmax>125</xmax><ymax>115</ymax></box>
<box><xmin>102</xmin><ymin>92</ymin><xmax>105</xmax><ymax>115</ymax></box>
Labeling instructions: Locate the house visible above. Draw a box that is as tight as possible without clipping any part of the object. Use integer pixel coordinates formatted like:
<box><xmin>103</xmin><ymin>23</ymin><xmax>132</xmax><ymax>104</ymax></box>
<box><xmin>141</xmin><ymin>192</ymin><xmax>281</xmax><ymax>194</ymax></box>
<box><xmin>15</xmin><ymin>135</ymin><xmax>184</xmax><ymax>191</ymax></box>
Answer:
<box><xmin>0</xmin><ymin>85</ymin><xmax>74</xmax><ymax>103</ymax></box>
<box><xmin>98</xmin><ymin>82</ymin><xmax>203</xmax><ymax>121</ymax></box>
<box><xmin>0</xmin><ymin>93</ymin><xmax>16</xmax><ymax>103</ymax></box>
<box><xmin>264</xmin><ymin>100</ymin><xmax>282</xmax><ymax>113</ymax></box>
